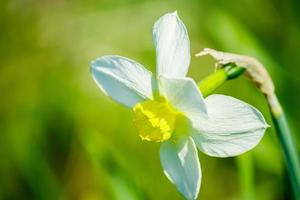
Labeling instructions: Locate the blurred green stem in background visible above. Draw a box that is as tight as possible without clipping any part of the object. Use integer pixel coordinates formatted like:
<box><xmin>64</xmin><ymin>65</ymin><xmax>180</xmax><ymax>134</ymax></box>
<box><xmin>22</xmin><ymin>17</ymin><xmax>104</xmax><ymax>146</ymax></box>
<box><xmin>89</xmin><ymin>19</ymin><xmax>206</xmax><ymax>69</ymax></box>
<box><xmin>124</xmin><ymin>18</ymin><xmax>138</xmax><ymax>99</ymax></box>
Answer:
<box><xmin>198</xmin><ymin>64</ymin><xmax>300</xmax><ymax>200</ymax></box>
<box><xmin>237</xmin><ymin>154</ymin><xmax>255</xmax><ymax>200</ymax></box>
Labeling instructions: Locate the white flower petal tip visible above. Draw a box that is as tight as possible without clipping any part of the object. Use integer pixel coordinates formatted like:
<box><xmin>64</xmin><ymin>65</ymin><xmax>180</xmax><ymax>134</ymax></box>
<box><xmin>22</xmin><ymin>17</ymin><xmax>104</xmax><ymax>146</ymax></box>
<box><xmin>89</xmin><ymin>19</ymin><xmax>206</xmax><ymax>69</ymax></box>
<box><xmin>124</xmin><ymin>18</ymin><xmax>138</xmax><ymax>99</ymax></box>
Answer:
<box><xmin>191</xmin><ymin>95</ymin><xmax>269</xmax><ymax>158</ymax></box>
<box><xmin>153</xmin><ymin>11</ymin><xmax>190</xmax><ymax>77</ymax></box>
<box><xmin>91</xmin><ymin>55</ymin><xmax>154</xmax><ymax>108</ymax></box>
<box><xmin>160</xmin><ymin>137</ymin><xmax>201</xmax><ymax>200</ymax></box>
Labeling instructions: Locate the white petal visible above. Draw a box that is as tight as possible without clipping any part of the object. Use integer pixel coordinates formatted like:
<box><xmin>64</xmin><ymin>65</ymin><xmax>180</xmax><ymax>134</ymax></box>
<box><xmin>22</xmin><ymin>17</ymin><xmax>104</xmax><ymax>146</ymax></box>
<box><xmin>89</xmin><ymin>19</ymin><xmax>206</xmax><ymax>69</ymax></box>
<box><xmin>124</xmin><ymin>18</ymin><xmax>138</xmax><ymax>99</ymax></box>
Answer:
<box><xmin>160</xmin><ymin>137</ymin><xmax>201</xmax><ymax>200</ymax></box>
<box><xmin>191</xmin><ymin>95</ymin><xmax>269</xmax><ymax>157</ymax></box>
<box><xmin>91</xmin><ymin>56</ymin><xmax>154</xmax><ymax>108</ymax></box>
<box><xmin>153</xmin><ymin>11</ymin><xmax>190</xmax><ymax>77</ymax></box>
<box><xmin>159</xmin><ymin>76</ymin><xmax>207</xmax><ymax>120</ymax></box>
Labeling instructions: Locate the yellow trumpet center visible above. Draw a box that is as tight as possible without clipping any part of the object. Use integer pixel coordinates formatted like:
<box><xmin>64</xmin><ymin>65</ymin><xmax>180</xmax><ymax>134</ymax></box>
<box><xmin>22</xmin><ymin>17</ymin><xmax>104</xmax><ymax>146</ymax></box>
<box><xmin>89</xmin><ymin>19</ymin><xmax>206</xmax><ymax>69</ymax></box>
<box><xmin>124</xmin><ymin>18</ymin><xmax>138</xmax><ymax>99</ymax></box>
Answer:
<box><xmin>133</xmin><ymin>98</ymin><xmax>178</xmax><ymax>142</ymax></box>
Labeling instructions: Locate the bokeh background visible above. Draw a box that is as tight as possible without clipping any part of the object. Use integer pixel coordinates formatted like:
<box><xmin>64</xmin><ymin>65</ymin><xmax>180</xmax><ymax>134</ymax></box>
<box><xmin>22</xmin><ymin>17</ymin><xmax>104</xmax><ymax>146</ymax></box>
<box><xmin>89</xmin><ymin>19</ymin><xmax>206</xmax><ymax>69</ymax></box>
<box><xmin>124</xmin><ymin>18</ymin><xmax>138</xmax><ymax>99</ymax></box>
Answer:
<box><xmin>1</xmin><ymin>0</ymin><xmax>300</xmax><ymax>199</ymax></box>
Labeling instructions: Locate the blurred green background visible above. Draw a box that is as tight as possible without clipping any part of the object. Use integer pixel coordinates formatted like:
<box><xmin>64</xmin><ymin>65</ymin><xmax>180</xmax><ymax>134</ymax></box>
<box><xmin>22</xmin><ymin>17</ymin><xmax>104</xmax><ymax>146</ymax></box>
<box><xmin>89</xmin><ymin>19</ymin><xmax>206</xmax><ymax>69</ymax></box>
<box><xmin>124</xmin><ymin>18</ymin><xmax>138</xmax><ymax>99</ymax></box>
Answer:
<box><xmin>1</xmin><ymin>0</ymin><xmax>300</xmax><ymax>199</ymax></box>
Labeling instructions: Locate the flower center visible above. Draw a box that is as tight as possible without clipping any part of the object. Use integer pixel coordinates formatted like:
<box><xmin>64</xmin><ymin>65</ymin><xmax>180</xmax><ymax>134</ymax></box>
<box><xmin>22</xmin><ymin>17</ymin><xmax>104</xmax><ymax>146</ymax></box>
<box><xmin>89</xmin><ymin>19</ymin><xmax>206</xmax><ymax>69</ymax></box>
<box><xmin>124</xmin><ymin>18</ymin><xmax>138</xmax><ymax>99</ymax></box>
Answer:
<box><xmin>133</xmin><ymin>97</ymin><xmax>178</xmax><ymax>142</ymax></box>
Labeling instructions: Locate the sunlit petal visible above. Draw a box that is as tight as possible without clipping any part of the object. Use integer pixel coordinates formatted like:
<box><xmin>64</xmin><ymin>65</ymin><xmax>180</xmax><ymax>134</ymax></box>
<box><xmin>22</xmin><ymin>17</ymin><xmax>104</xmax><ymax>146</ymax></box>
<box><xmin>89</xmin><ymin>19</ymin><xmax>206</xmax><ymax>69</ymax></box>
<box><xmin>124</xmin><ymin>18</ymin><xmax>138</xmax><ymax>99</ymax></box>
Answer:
<box><xmin>91</xmin><ymin>56</ymin><xmax>154</xmax><ymax>107</ymax></box>
<box><xmin>159</xmin><ymin>76</ymin><xmax>207</xmax><ymax>120</ymax></box>
<box><xmin>153</xmin><ymin>11</ymin><xmax>190</xmax><ymax>77</ymax></box>
<box><xmin>191</xmin><ymin>94</ymin><xmax>269</xmax><ymax>157</ymax></box>
<box><xmin>160</xmin><ymin>137</ymin><xmax>201</xmax><ymax>200</ymax></box>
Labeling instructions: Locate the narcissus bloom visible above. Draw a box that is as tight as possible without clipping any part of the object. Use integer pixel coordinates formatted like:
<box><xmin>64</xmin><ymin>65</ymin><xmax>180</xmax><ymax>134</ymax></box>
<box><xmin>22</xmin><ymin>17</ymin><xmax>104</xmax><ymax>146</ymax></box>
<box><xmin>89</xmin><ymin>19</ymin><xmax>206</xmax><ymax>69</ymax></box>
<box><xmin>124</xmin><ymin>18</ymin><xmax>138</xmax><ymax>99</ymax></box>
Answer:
<box><xmin>91</xmin><ymin>11</ymin><xmax>268</xmax><ymax>200</ymax></box>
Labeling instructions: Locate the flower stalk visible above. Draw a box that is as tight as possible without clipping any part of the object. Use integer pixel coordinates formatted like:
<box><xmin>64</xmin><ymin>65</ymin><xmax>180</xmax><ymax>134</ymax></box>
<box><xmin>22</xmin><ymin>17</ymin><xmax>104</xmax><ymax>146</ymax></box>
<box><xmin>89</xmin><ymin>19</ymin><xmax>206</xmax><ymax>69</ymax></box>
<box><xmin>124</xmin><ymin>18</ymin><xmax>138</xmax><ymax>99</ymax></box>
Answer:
<box><xmin>198</xmin><ymin>64</ymin><xmax>245</xmax><ymax>97</ymax></box>
<box><xmin>198</xmin><ymin>63</ymin><xmax>300</xmax><ymax>199</ymax></box>
<box><xmin>269</xmin><ymin>97</ymin><xmax>300</xmax><ymax>200</ymax></box>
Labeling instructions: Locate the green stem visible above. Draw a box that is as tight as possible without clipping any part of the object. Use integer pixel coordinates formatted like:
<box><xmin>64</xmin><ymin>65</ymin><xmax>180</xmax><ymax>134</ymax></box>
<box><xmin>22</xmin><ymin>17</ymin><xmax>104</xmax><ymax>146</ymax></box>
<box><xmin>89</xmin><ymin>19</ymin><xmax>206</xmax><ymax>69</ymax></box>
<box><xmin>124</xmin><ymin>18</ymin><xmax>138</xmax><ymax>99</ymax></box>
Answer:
<box><xmin>198</xmin><ymin>64</ymin><xmax>245</xmax><ymax>97</ymax></box>
<box><xmin>269</xmin><ymin>98</ymin><xmax>300</xmax><ymax>200</ymax></box>
<box><xmin>237</xmin><ymin>154</ymin><xmax>255</xmax><ymax>200</ymax></box>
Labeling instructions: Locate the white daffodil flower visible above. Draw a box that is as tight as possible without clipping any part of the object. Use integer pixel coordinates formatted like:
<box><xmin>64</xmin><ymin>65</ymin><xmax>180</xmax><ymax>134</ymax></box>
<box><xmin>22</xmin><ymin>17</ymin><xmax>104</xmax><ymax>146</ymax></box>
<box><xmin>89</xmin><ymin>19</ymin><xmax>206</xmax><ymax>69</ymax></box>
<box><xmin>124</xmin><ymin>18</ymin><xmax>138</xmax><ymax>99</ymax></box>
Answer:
<box><xmin>91</xmin><ymin>11</ymin><xmax>269</xmax><ymax>200</ymax></box>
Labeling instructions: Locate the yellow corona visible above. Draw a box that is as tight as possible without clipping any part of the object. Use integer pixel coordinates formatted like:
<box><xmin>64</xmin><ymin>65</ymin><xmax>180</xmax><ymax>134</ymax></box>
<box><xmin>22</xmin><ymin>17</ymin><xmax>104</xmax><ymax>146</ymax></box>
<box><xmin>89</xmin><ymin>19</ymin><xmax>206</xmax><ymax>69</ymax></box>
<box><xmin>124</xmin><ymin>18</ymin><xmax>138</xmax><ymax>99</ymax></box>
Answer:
<box><xmin>133</xmin><ymin>98</ymin><xmax>178</xmax><ymax>142</ymax></box>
